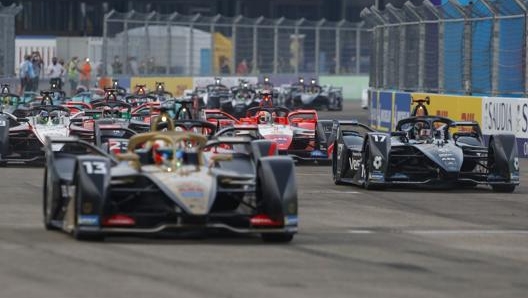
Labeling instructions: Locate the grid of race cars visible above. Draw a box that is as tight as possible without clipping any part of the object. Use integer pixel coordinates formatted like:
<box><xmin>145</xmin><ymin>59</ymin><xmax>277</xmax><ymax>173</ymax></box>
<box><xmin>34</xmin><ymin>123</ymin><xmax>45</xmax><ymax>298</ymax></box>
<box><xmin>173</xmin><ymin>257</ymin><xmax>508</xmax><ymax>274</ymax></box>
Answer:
<box><xmin>0</xmin><ymin>78</ymin><xmax>520</xmax><ymax>242</ymax></box>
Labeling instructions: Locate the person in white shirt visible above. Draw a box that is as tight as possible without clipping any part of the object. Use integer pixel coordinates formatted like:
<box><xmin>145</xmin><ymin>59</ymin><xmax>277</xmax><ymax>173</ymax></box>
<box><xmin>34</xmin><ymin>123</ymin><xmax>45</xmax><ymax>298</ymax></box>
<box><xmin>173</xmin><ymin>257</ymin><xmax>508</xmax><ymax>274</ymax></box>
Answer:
<box><xmin>47</xmin><ymin>57</ymin><xmax>65</xmax><ymax>90</ymax></box>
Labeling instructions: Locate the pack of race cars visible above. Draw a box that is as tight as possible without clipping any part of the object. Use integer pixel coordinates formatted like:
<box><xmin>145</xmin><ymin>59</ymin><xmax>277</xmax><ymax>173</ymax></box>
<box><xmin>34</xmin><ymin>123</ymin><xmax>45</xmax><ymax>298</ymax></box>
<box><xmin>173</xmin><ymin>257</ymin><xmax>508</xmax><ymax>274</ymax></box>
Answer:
<box><xmin>0</xmin><ymin>80</ymin><xmax>521</xmax><ymax>243</ymax></box>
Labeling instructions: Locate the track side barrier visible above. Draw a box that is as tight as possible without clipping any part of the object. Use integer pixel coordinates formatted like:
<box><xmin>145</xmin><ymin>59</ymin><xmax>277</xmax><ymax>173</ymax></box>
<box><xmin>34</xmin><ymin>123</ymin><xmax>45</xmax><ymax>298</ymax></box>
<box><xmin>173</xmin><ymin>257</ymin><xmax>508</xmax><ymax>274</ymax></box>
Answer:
<box><xmin>368</xmin><ymin>89</ymin><xmax>528</xmax><ymax>158</ymax></box>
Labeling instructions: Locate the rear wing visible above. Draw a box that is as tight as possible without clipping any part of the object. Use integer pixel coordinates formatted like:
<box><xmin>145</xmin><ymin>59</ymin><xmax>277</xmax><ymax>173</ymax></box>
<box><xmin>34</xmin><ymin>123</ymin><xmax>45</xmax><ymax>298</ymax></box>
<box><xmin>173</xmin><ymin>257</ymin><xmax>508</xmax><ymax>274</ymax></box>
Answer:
<box><xmin>450</xmin><ymin>120</ymin><xmax>482</xmax><ymax>135</ymax></box>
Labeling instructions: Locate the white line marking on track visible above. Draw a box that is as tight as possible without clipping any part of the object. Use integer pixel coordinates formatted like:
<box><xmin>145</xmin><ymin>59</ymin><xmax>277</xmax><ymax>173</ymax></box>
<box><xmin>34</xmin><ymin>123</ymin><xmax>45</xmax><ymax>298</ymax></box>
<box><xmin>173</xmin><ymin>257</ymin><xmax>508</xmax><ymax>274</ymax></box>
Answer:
<box><xmin>408</xmin><ymin>230</ymin><xmax>528</xmax><ymax>235</ymax></box>
<box><xmin>301</xmin><ymin>190</ymin><xmax>360</xmax><ymax>194</ymax></box>
<box><xmin>345</xmin><ymin>229</ymin><xmax>528</xmax><ymax>235</ymax></box>
<box><xmin>297</xmin><ymin>173</ymin><xmax>331</xmax><ymax>176</ymax></box>
<box><xmin>347</xmin><ymin>230</ymin><xmax>374</xmax><ymax>234</ymax></box>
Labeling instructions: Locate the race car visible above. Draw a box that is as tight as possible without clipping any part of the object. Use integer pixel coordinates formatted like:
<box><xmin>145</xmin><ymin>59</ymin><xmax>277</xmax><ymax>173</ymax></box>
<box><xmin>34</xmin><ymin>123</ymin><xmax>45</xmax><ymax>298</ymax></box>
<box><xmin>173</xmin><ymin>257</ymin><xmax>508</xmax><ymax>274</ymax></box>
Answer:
<box><xmin>332</xmin><ymin>116</ymin><xmax>519</xmax><ymax>192</ymax></box>
<box><xmin>202</xmin><ymin>78</ymin><xmax>231</xmax><ymax>109</ymax></box>
<box><xmin>205</xmin><ymin>106</ymin><xmax>334</xmax><ymax>161</ymax></box>
<box><xmin>148</xmin><ymin>81</ymin><xmax>173</xmax><ymax>102</ymax></box>
<box><xmin>69</xmin><ymin>100</ymin><xmax>150</xmax><ymax>143</ymax></box>
<box><xmin>223</xmin><ymin>79</ymin><xmax>259</xmax><ymax>118</ymax></box>
<box><xmin>43</xmin><ymin>131</ymin><xmax>298</xmax><ymax>242</ymax></box>
<box><xmin>0</xmin><ymin>103</ymin><xmax>71</xmax><ymax>165</ymax></box>
<box><xmin>0</xmin><ymin>85</ymin><xmax>23</xmax><ymax>114</ymax></box>
<box><xmin>284</xmin><ymin>78</ymin><xmax>343</xmax><ymax>111</ymax></box>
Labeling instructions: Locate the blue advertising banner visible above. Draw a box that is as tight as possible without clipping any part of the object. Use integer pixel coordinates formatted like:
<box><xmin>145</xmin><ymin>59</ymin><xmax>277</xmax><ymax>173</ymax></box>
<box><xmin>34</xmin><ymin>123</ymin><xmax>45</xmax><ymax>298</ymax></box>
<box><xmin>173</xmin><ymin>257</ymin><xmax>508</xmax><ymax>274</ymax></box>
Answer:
<box><xmin>391</xmin><ymin>92</ymin><xmax>412</xmax><ymax>130</ymax></box>
<box><xmin>378</xmin><ymin>91</ymin><xmax>393</xmax><ymax>131</ymax></box>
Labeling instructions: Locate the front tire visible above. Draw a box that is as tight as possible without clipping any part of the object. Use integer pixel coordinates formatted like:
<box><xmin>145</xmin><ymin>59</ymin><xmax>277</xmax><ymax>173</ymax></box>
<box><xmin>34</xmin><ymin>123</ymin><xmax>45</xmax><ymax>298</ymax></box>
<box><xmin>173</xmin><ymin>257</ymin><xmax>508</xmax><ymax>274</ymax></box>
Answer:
<box><xmin>43</xmin><ymin>167</ymin><xmax>57</xmax><ymax>230</ymax></box>
<box><xmin>72</xmin><ymin>173</ymin><xmax>105</xmax><ymax>242</ymax></box>
<box><xmin>332</xmin><ymin>143</ymin><xmax>344</xmax><ymax>185</ymax></box>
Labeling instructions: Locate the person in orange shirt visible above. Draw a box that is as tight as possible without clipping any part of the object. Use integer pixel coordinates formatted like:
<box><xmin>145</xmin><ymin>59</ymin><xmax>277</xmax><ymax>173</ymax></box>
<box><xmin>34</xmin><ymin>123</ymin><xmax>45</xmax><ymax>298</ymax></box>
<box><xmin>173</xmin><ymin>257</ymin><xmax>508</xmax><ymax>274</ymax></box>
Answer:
<box><xmin>79</xmin><ymin>58</ymin><xmax>92</xmax><ymax>89</ymax></box>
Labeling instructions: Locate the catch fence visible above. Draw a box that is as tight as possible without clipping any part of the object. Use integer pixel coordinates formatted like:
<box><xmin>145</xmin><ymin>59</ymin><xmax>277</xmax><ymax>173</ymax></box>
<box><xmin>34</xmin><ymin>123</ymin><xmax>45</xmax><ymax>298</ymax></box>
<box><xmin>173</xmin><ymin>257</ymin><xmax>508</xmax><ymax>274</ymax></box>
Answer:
<box><xmin>102</xmin><ymin>10</ymin><xmax>371</xmax><ymax>77</ymax></box>
<box><xmin>362</xmin><ymin>0</ymin><xmax>528</xmax><ymax>97</ymax></box>
<box><xmin>0</xmin><ymin>3</ymin><xmax>22</xmax><ymax>77</ymax></box>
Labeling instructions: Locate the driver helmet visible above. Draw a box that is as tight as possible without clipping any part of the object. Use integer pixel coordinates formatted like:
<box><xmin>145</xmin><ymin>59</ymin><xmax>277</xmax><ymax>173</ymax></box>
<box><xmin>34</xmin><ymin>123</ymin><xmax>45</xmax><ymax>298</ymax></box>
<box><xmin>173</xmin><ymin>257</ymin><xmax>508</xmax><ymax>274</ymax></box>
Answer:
<box><xmin>260</xmin><ymin>90</ymin><xmax>273</xmax><ymax>107</ymax></box>
<box><xmin>415</xmin><ymin>106</ymin><xmax>426</xmax><ymax>117</ymax></box>
<box><xmin>37</xmin><ymin>110</ymin><xmax>49</xmax><ymax>124</ymax></box>
<box><xmin>152</xmin><ymin>140</ymin><xmax>172</xmax><ymax>166</ymax></box>
<box><xmin>49</xmin><ymin>111</ymin><xmax>61</xmax><ymax>124</ymax></box>
<box><xmin>258</xmin><ymin>111</ymin><xmax>272</xmax><ymax>124</ymax></box>
<box><xmin>413</xmin><ymin>122</ymin><xmax>430</xmax><ymax>140</ymax></box>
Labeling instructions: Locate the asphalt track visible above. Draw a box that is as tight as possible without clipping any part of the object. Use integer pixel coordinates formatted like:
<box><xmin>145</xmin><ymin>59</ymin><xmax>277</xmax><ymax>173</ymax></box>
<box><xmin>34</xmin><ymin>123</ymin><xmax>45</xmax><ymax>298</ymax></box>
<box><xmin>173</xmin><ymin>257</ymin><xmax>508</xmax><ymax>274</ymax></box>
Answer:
<box><xmin>1</xmin><ymin>101</ymin><xmax>528</xmax><ymax>298</ymax></box>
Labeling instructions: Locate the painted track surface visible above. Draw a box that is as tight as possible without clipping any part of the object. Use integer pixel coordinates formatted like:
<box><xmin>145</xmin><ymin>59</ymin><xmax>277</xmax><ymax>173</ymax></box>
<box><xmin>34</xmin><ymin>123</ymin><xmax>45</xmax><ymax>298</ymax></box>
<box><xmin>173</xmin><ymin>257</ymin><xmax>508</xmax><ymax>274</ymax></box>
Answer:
<box><xmin>1</xmin><ymin>101</ymin><xmax>528</xmax><ymax>298</ymax></box>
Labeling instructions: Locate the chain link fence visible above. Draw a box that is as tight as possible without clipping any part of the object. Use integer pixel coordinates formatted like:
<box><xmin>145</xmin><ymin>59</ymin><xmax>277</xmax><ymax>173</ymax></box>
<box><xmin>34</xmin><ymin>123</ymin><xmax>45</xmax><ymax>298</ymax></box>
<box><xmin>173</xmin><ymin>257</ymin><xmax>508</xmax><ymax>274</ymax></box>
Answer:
<box><xmin>0</xmin><ymin>3</ymin><xmax>22</xmax><ymax>77</ymax></box>
<box><xmin>102</xmin><ymin>10</ymin><xmax>371</xmax><ymax>77</ymax></box>
<box><xmin>362</xmin><ymin>0</ymin><xmax>528</xmax><ymax>97</ymax></box>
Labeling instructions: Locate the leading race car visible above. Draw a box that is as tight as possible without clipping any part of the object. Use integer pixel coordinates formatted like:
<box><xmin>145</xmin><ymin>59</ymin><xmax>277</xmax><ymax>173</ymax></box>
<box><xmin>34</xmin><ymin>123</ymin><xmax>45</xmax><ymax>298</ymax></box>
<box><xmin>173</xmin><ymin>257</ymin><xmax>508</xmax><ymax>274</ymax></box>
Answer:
<box><xmin>43</xmin><ymin>131</ymin><xmax>298</xmax><ymax>242</ymax></box>
<box><xmin>332</xmin><ymin>116</ymin><xmax>519</xmax><ymax>192</ymax></box>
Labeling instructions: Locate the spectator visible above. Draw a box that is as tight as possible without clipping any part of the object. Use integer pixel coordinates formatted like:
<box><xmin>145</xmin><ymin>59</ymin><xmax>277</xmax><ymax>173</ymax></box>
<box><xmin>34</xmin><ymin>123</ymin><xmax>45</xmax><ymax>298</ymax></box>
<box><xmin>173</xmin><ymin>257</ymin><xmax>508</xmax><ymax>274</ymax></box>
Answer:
<box><xmin>47</xmin><ymin>57</ymin><xmax>65</xmax><ymax>90</ymax></box>
<box><xmin>58</xmin><ymin>58</ymin><xmax>66</xmax><ymax>87</ymax></box>
<box><xmin>112</xmin><ymin>55</ymin><xmax>122</xmax><ymax>75</ymax></box>
<box><xmin>18</xmin><ymin>54</ymin><xmax>35</xmax><ymax>94</ymax></box>
<box><xmin>67</xmin><ymin>56</ymin><xmax>80</xmax><ymax>96</ymax></box>
<box><xmin>128</xmin><ymin>56</ymin><xmax>139</xmax><ymax>75</ymax></box>
<box><xmin>220</xmin><ymin>56</ymin><xmax>230</xmax><ymax>74</ymax></box>
<box><xmin>236</xmin><ymin>58</ymin><xmax>248</xmax><ymax>75</ymax></box>
<box><xmin>79</xmin><ymin>58</ymin><xmax>92</xmax><ymax>89</ymax></box>
<box><xmin>31</xmin><ymin>52</ymin><xmax>43</xmax><ymax>92</ymax></box>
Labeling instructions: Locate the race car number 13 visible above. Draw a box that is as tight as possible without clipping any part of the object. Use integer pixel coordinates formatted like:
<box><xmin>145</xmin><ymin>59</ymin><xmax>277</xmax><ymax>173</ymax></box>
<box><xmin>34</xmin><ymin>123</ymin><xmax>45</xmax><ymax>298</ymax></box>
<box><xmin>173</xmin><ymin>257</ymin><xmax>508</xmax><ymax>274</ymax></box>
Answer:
<box><xmin>82</xmin><ymin>161</ymin><xmax>107</xmax><ymax>175</ymax></box>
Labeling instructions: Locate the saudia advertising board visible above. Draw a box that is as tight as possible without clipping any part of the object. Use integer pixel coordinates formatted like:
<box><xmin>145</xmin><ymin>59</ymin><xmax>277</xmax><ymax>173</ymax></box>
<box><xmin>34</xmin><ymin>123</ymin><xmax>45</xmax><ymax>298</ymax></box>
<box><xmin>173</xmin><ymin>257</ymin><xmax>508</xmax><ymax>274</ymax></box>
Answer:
<box><xmin>482</xmin><ymin>97</ymin><xmax>528</xmax><ymax>157</ymax></box>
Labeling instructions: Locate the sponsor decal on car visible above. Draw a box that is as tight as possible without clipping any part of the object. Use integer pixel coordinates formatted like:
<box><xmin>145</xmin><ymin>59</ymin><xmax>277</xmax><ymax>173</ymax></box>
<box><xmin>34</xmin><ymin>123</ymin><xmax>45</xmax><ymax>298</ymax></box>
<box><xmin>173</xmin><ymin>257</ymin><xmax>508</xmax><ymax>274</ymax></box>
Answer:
<box><xmin>78</xmin><ymin>215</ymin><xmax>100</xmax><ymax>226</ymax></box>
<box><xmin>284</xmin><ymin>215</ymin><xmax>298</xmax><ymax>226</ymax></box>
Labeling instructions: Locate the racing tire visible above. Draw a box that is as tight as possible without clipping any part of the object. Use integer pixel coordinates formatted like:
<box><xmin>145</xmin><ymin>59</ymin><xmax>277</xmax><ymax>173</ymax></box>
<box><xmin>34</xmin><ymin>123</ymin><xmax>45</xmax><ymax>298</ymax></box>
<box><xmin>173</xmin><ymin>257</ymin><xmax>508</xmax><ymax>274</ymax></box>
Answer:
<box><xmin>43</xmin><ymin>167</ymin><xmax>57</xmax><ymax>230</ymax></box>
<box><xmin>256</xmin><ymin>158</ymin><xmax>296</xmax><ymax>243</ymax></box>
<box><xmin>72</xmin><ymin>172</ymin><xmax>105</xmax><ymax>242</ymax></box>
<box><xmin>491</xmin><ymin>184</ymin><xmax>516</xmax><ymax>193</ymax></box>
<box><xmin>332</xmin><ymin>142</ymin><xmax>344</xmax><ymax>185</ymax></box>
<box><xmin>336</xmin><ymin>98</ymin><xmax>343</xmax><ymax>111</ymax></box>
<box><xmin>256</xmin><ymin>161</ymin><xmax>285</xmax><ymax>221</ymax></box>
<box><xmin>488</xmin><ymin>139</ymin><xmax>516</xmax><ymax>193</ymax></box>
<box><xmin>261</xmin><ymin>233</ymin><xmax>294</xmax><ymax>243</ymax></box>
<box><xmin>363</xmin><ymin>144</ymin><xmax>384</xmax><ymax>191</ymax></box>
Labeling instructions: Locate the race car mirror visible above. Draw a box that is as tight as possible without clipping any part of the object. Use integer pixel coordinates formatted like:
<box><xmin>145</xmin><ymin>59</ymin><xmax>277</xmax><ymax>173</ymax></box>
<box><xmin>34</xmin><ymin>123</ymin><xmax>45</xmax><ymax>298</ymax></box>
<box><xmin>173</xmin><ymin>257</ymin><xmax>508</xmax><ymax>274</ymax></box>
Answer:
<box><xmin>17</xmin><ymin>117</ymin><xmax>29</xmax><ymax>123</ymax></box>
<box><xmin>391</xmin><ymin>130</ymin><xmax>408</xmax><ymax>142</ymax></box>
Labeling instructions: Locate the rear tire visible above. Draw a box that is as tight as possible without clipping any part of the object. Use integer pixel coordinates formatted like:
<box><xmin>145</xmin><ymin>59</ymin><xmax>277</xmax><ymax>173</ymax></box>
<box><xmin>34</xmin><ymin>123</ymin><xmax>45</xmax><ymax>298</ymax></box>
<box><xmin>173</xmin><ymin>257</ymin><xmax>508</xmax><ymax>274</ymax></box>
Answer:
<box><xmin>491</xmin><ymin>184</ymin><xmax>516</xmax><ymax>193</ymax></box>
<box><xmin>488</xmin><ymin>139</ymin><xmax>516</xmax><ymax>193</ymax></box>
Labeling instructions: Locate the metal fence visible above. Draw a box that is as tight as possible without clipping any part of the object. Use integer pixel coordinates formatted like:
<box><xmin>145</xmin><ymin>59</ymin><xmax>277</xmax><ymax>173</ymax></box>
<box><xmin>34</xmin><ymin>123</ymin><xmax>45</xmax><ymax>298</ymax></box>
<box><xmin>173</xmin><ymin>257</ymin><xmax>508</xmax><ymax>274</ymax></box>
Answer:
<box><xmin>0</xmin><ymin>3</ymin><xmax>22</xmax><ymax>77</ymax></box>
<box><xmin>102</xmin><ymin>10</ymin><xmax>371</xmax><ymax>77</ymax></box>
<box><xmin>362</xmin><ymin>0</ymin><xmax>528</xmax><ymax>97</ymax></box>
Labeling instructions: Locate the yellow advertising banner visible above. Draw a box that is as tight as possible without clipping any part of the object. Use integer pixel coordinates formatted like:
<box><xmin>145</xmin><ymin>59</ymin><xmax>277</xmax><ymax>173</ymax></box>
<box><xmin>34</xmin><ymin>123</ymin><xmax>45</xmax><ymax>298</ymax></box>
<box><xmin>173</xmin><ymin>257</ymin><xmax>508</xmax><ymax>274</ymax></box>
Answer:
<box><xmin>213</xmin><ymin>33</ymin><xmax>233</xmax><ymax>74</ymax></box>
<box><xmin>411</xmin><ymin>92</ymin><xmax>483</xmax><ymax>124</ymax></box>
<box><xmin>130</xmin><ymin>77</ymin><xmax>193</xmax><ymax>97</ymax></box>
